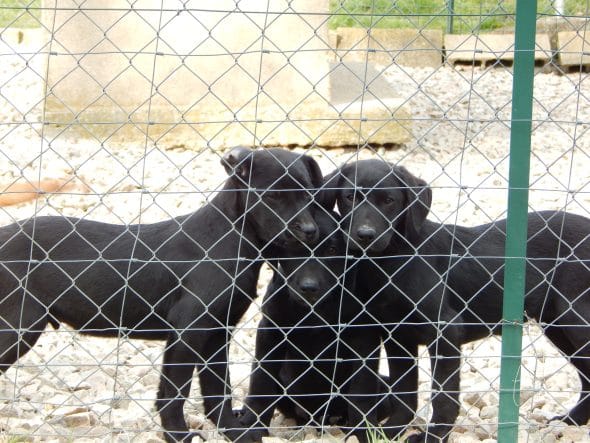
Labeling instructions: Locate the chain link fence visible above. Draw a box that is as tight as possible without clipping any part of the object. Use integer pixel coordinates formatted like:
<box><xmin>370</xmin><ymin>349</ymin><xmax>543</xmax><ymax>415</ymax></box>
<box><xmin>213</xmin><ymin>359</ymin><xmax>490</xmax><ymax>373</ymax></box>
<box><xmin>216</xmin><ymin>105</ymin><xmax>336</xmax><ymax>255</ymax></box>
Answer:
<box><xmin>0</xmin><ymin>0</ymin><xmax>589</xmax><ymax>442</ymax></box>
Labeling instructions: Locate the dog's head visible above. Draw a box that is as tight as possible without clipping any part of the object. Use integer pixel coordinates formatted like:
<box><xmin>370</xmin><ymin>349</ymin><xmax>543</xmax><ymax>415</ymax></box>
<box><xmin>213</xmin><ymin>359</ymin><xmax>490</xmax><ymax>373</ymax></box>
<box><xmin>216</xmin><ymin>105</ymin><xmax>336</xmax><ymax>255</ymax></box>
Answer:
<box><xmin>277</xmin><ymin>208</ymin><xmax>354</xmax><ymax>307</ymax></box>
<box><xmin>221</xmin><ymin>146</ymin><xmax>322</xmax><ymax>248</ymax></box>
<box><xmin>320</xmin><ymin>159</ymin><xmax>432</xmax><ymax>254</ymax></box>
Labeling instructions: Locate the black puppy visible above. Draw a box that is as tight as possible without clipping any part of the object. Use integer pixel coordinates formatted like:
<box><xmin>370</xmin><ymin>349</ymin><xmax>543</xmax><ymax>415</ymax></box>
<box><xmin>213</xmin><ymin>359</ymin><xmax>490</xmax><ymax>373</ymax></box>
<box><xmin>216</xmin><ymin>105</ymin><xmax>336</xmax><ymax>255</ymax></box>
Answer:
<box><xmin>0</xmin><ymin>147</ymin><xmax>322</xmax><ymax>442</ymax></box>
<box><xmin>239</xmin><ymin>207</ymin><xmax>391</xmax><ymax>440</ymax></box>
<box><xmin>324</xmin><ymin>159</ymin><xmax>590</xmax><ymax>442</ymax></box>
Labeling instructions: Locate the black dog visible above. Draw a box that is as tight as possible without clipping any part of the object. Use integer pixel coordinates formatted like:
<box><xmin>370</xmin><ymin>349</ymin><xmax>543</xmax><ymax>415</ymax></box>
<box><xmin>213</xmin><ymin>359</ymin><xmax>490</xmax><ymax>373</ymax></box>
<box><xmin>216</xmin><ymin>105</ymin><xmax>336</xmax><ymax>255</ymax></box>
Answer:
<box><xmin>239</xmin><ymin>207</ymin><xmax>391</xmax><ymax>440</ymax></box>
<box><xmin>0</xmin><ymin>147</ymin><xmax>322</xmax><ymax>442</ymax></box>
<box><xmin>324</xmin><ymin>159</ymin><xmax>590</xmax><ymax>442</ymax></box>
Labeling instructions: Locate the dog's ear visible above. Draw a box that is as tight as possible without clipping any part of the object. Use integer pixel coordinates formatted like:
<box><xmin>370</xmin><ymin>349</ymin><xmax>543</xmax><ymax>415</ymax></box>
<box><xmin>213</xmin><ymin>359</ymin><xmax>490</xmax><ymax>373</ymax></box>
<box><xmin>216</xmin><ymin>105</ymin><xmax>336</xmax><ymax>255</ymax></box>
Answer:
<box><xmin>316</xmin><ymin>167</ymin><xmax>342</xmax><ymax>210</ymax></box>
<box><xmin>394</xmin><ymin>166</ymin><xmax>432</xmax><ymax>241</ymax></box>
<box><xmin>301</xmin><ymin>155</ymin><xmax>323</xmax><ymax>190</ymax></box>
<box><xmin>222</xmin><ymin>146</ymin><xmax>253</xmax><ymax>180</ymax></box>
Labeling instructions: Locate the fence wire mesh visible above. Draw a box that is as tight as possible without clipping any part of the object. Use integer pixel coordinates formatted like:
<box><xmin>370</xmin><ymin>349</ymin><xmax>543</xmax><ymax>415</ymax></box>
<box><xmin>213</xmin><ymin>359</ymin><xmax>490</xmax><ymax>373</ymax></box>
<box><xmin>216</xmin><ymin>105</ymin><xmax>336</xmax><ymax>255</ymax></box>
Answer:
<box><xmin>0</xmin><ymin>0</ymin><xmax>589</xmax><ymax>442</ymax></box>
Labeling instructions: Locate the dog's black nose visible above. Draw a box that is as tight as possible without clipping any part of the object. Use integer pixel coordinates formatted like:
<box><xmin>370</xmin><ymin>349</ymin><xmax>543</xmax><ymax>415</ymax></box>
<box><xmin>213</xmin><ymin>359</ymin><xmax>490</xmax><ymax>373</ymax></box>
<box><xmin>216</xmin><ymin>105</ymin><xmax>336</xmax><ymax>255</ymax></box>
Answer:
<box><xmin>356</xmin><ymin>226</ymin><xmax>376</xmax><ymax>242</ymax></box>
<box><xmin>298</xmin><ymin>278</ymin><xmax>320</xmax><ymax>295</ymax></box>
<box><xmin>295</xmin><ymin>222</ymin><xmax>318</xmax><ymax>241</ymax></box>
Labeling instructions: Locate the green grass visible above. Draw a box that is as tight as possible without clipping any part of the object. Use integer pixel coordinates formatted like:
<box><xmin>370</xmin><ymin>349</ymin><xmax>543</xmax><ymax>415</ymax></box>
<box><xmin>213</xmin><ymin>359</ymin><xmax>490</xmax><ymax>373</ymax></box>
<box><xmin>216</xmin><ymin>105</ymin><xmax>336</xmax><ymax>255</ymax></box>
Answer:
<box><xmin>329</xmin><ymin>0</ymin><xmax>589</xmax><ymax>32</ymax></box>
<box><xmin>0</xmin><ymin>0</ymin><xmax>588</xmax><ymax>31</ymax></box>
<box><xmin>365</xmin><ymin>421</ymin><xmax>393</xmax><ymax>443</ymax></box>
<box><xmin>0</xmin><ymin>0</ymin><xmax>41</xmax><ymax>28</ymax></box>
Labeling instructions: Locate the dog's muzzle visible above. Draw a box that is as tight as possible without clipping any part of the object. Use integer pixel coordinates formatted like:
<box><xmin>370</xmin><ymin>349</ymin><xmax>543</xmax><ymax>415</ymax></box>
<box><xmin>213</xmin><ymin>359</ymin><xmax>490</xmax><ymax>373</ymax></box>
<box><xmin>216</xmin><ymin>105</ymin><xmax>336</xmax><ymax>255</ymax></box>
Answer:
<box><xmin>290</xmin><ymin>277</ymin><xmax>324</xmax><ymax>305</ymax></box>
<box><xmin>290</xmin><ymin>221</ymin><xmax>319</xmax><ymax>243</ymax></box>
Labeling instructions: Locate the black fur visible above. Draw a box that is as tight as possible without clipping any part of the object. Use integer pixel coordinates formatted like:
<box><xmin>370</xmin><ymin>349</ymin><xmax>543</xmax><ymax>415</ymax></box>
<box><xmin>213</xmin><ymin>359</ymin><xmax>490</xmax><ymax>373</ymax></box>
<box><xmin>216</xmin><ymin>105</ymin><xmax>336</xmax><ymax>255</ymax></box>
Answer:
<box><xmin>0</xmin><ymin>147</ymin><xmax>321</xmax><ymax>443</ymax></box>
<box><xmin>239</xmin><ymin>207</ymin><xmax>391</xmax><ymax>440</ymax></box>
<box><xmin>324</xmin><ymin>159</ymin><xmax>590</xmax><ymax>442</ymax></box>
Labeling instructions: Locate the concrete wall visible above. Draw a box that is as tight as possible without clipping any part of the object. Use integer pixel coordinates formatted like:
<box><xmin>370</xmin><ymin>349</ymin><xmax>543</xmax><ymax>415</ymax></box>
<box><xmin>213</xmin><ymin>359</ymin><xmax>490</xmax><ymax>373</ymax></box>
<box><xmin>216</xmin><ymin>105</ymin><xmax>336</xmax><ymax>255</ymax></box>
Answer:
<box><xmin>42</xmin><ymin>0</ymin><xmax>333</xmax><ymax>146</ymax></box>
<box><xmin>558</xmin><ymin>30</ymin><xmax>590</xmax><ymax>67</ymax></box>
<box><xmin>445</xmin><ymin>33</ymin><xmax>552</xmax><ymax>66</ymax></box>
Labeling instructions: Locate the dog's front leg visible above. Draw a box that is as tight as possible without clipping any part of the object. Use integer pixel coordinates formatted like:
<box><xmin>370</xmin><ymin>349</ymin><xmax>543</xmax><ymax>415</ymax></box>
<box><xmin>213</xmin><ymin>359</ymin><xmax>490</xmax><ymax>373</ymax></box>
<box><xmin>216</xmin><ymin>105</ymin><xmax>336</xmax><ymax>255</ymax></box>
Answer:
<box><xmin>193</xmin><ymin>323</ymin><xmax>263</xmax><ymax>443</ymax></box>
<box><xmin>196</xmin><ymin>330</ymin><xmax>250</xmax><ymax>440</ymax></box>
<box><xmin>340</xmin><ymin>325</ymin><xmax>382</xmax><ymax>443</ymax></box>
<box><xmin>240</xmin><ymin>314</ymin><xmax>287</xmax><ymax>438</ymax></box>
<box><xmin>155</xmin><ymin>294</ymin><xmax>242</xmax><ymax>443</ymax></box>
<box><xmin>407</xmin><ymin>323</ymin><xmax>462</xmax><ymax>443</ymax></box>
<box><xmin>156</xmin><ymin>331</ymin><xmax>199</xmax><ymax>443</ymax></box>
<box><xmin>157</xmin><ymin>323</ymin><xmax>253</xmax><ymax>442</ymax></box>
<box><xmin>381</xmin><ymin>329</ymin><xmax>419</xmax><ymax>439</ymax></box>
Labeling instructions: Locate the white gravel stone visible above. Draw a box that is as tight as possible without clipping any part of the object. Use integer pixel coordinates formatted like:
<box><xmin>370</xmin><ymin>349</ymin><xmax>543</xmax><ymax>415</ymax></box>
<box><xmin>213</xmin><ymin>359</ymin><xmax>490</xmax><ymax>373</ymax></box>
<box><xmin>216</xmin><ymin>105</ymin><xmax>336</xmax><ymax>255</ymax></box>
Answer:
<box><xmin>557</xmin><ymin>426</ymin><xmax>590</xmax><ymax>442</ymax></box>
<box><xmin>450</xmin><ymin>431</ymin><xmax>485</xmax><ymax>443</ymax></box>
<box><xmin>479</xmin><ymin>405</ymin><xmax>497</xmax><ymax>420</ymax></box>
<box><xmin>473</xmin><ymin>423</ymin><xmax>496</xmax><ymax>441</ymax></box>
<box><xmin>463</xmin><ymin>392</ymin><xmax>489</xmax><ymax>409</ymax></box>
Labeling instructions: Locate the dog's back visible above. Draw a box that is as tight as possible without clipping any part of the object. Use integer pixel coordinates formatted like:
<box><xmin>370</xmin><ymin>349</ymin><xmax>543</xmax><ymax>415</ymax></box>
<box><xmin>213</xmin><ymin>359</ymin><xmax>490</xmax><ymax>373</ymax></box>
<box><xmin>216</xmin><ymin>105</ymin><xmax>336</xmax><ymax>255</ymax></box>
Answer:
<box><xmin>418</xmin><ymin>210</ymin><xmax>590</xmax><ymax>333</ymax></box>
<box><xmin>0</xmin><ymin>214</ymin><xmax>212</xmax><ymax>337</ymax></box>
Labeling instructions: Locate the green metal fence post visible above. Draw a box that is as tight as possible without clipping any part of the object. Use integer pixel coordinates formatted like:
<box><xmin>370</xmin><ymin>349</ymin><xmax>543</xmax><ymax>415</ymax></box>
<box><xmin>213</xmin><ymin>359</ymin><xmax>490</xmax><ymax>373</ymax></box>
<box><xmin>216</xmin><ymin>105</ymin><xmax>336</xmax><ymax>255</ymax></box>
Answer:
<box><xmin>497</xmin><ymin>0</ymin><xmax>537</xmax><ymax>441</ymax></box>
<box><xmin>446</xmin><ymin>0</ymin><xmax>455</xmax><ymax>34</ymax></box>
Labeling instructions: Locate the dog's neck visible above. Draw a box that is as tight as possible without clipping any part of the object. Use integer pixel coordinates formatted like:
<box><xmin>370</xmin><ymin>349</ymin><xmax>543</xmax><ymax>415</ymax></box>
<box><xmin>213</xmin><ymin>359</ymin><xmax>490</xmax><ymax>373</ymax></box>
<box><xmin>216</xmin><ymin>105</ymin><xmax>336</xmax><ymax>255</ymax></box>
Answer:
<box><xmin>168</xmin><ymin>179</ymin><xmax>255</xmax><ymax>249</ymax></box>
<box><xmin>213</xmin><ymin>176</ymin><xmax>249</xmax><ymax>217</ymax></box>
<box><xmin>207</xmin><ymin>178</ymin><xmax>274</xmax><ymax>251</ymax></box>
<box><xmin>386</xmin><ymin>227</ymin><xmax>423</xmax><ymax>256</ymax></box>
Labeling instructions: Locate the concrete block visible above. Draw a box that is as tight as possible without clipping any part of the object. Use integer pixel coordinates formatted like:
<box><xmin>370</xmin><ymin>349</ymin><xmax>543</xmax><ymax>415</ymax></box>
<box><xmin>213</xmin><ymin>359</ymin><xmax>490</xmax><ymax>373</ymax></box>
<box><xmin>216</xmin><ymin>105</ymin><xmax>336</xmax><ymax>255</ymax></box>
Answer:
<box><xmin>536</xmin><ymin>33</ymin><xmax>553</xmax><ymax>62</ymax></box>
<box><xmin>557</xmin><ymin>30</ymin><xmax>590</xmax><ymax>67</ymax></box>
<box><xmin>41</xmin><ymin>1</ymin><xmax>411</xmax><ymax>147</ymax></box>
<box><xmin>445</xmin><ymin>33</ymin><xmax>551</xmax><ymax>65</ymax></box>
<box><xmin>317</xmin><ymin>97</ymin><xmax>411</xmax><ymax>146</ymax></box>
<box><xmin>334</xmin><ymin>27</ymin><xmax>443</xmax><ymax>67</ymax></box>
<box><xmin>186</xmin><ymin>88</ymin><xmax>411</xmax><ymax>148</ymax></box>
<box><xmin>42</xmin><ymin>0</ymin><xmax>331</xmax><ymax>143</ymax></box>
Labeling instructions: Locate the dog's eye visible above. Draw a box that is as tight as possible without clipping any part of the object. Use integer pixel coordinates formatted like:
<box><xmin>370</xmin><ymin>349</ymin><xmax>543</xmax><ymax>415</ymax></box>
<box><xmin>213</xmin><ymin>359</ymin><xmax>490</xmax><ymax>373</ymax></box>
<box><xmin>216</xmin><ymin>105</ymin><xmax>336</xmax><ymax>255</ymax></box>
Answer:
<box><xmin>346</xmin><ymin>193</ymin><xmax>355</xmax><ymax>201</ymax></box>
<box><xmin>385</xmin><ymin>197</ymin><xmax>395</xmax><ymax>204</ymax></box>
<box><xmin>327</xmin><ymin>246</ymin><xmax>338</xmax><ymax>255</ymax></box>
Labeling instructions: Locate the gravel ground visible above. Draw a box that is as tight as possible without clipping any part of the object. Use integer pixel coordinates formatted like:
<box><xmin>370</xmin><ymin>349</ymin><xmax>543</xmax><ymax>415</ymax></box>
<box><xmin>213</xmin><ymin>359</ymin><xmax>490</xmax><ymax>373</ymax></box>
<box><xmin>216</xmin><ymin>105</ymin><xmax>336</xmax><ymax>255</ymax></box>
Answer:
<box><xmin>1</xmin><ymin>39</ymin><xmax>590</xmax><ymax>442</ymax></box>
